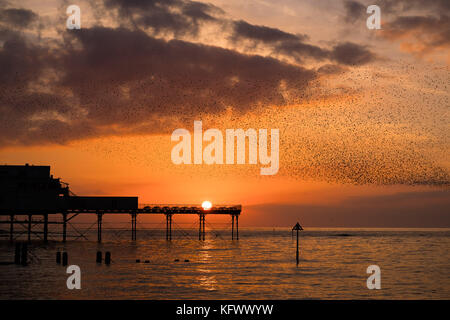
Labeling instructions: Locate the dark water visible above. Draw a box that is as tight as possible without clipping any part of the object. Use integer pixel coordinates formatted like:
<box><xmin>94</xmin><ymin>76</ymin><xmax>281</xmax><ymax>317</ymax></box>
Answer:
<box><xmin>0</xmin><ymin>228</ymin><xmax>449</xmax><ymax>299</ymax></box>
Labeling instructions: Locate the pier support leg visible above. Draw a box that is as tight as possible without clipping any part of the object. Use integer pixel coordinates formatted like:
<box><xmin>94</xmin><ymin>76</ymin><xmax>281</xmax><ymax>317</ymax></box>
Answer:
<box><xmin>236</xmin><ymin>215</ymin><xmax>239</xmax><ymax>240</ymax></box>
<box><xmin>166</xmin><ymin>214</ymin><xmax>172</xmax><ymax>241</ymax></box>
<box><xmin>62</xmin><ymin>213</ymin><xmax>67</xmax><ymax>243</ymax></box>
<box><xmin>43</xmin><ymin>214</ymin><xmax>48</xmax><ymax>243</ymax></box>
<box><xmin>231</xmin><ymin>215</ymin><xmax>234</xmax><ymax>240</ymax></box>
<box><xmin>131</xmin><ymin>213</ymin><xmax>137</xmax><ymax>241</ymax></box>
<box><xmin>28</xmin><ymin>215</ymin><xmax>32</xmax><ymax>243</ymax></box>
<box><xmin>169</xmin><ymin>214</ymin><xmax>172</xmax><ymax>240</ymax></box>
<box><xmin>97</xmin><ymin>212</ymin><xmax>102</xmax><ymax>243</ymax></box>
<box><xmin>199</xmin><ymin>214</ymin><xmax>205</xmax><ymax>241</ymax></box>
<box><xmin>9</xmin><ymin>214</ymin><xmax>13</xmax><ymax>242</ymax></box>
<box><xmin>202</xmin><ymin>215</ymin><xmax>205</xmax><ymax>241</ymax></box>
<box><xmin>199</xmin><ymin>214</ymin><xmax>202</xmax><ymax>240</ymax></box>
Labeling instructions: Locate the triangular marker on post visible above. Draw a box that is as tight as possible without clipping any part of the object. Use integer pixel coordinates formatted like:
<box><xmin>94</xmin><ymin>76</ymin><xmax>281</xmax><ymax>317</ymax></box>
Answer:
<box><xmin>292</xmin><ymin>222</ymin><xmax>303</xmax><ymax>265</ymax></box>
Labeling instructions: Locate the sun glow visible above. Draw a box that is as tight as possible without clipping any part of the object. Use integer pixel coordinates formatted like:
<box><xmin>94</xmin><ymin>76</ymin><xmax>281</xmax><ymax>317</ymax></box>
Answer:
<box><xmin>202</xmin><ymin>201</ymin><xmax>212</xmax><ymax>210</ymax></box>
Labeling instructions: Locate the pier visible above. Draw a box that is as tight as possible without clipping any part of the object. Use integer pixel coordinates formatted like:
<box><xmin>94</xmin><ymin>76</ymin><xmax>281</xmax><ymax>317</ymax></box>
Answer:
<box><xmin>0</xmin><ymin>165</ymin><xmax>241</xmax><ymax>242</ymax></box>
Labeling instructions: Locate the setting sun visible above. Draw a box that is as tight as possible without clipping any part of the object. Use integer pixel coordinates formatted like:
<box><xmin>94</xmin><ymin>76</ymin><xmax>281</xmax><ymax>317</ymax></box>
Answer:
<box><xmin>201</xmin><ymin>201</ymin><xmax>212</xmax><ymax>210</ymax></box>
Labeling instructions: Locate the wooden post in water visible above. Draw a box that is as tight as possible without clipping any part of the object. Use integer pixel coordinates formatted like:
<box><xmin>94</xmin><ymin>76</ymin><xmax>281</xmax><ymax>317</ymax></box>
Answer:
<box><xmin>292</xmin><ymin>222</ymin><xmax>303</xmax><ymax>265</ymax></box>
<box><xmin>96</xmin><ymin>251</ymin><xmax>102</xmax><ymax>263</ymax></box>
<box><xmin>105</xmin><ymin>252</ymin><xmax>111</xmax><ymax>265</ymax></box>
<box><xmin>62</xmin><ymin>252</ymin><xmax>68</xmax><ymax>266</ymax></box>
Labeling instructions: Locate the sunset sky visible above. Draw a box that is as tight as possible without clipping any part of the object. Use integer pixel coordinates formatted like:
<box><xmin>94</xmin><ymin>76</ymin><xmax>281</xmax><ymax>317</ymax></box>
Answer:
<box><xmin>0</xmin><ymin>0</ymin><xmax>449</xmax><ymax>227</ymax></box>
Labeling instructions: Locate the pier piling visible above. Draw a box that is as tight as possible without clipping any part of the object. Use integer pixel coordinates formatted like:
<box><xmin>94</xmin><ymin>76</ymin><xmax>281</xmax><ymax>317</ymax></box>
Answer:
<box><xmin>231</xmin><ymin>215</ymin><xmax>234</xmax><ymax>240</ymax></box>
<box><xmin>166</xmin><ymin>214</ymin><xmax>172</xmax><ymax>240</ymax></box>
<box><xmin>56</xmin><ymin>251</ymin><xmax>61</xmax><ymax>264</ymax></box>
<box><xmin>131</xmin><ymin>213</ymin><xmax>137</xmax><ymax>241</ymax></box>
<box><xmin>97</xmin><ymin>212</ymin><xmax>102</xmax><ymax>243</ymax></box>
<box><xmin>202</xmin><ymin>215</ymin><xmax>205</xmax><ymax>240</ymax></box>
<box><xmin>236</xmin><ymin>215</ymin><xmax>239</xmax><ymax>240</ymax></box>
<box><xmin>96</xmin><ymin>251</ymin><xmax>102</xmax><ymax>263</ymax></box>
<box><xmin>199</xmin><ymin>214</ymin><xmax>206</xmax><ymax>240</ymax></box>
<box><xmin>105</xmin><ymin>252</ymin><xmax>111</xmax><ymax>265</ymax></box>
<box><xmin>62</xmin><ymin>252</ymin><xmax>68</xmax><ymax>266</ymax></box>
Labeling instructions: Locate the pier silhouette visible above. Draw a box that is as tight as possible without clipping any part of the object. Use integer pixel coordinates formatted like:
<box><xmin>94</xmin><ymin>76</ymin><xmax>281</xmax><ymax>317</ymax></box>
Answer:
<box><xmin>0</xmin><ymin>165</ymin><xmax>241</xmax><ymax>242</ymax></box>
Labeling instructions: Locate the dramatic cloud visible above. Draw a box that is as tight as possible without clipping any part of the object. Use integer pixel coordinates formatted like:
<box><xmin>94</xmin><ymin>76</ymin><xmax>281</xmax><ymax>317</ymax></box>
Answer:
<box><xmin>330</xmin><ymin>42</ymin><xmax>375</xmax><ymax>65</ymax></box>
<box><xmin>0</xmin><ymin>8</ymin><xmax>37</xmax><ymax>28</ymax></box>
<box><xmin>104</xmin><ymin>0</ymin><xmax>222</xmax><ymax>36</ymax></box>
<box><xmin>61</xmin><ymin>26</ymin><xmax>315</xmax><ymax>120</ymax></box>
<box><xmin>0</xmin><ymin>0</ymin><xmax>447</xmax><ymax>186</ymax></box>
<box><xmin>1</xmin><ymin>0</ymin><xmax>379</xmax><ymax>148</ymax></box>
<box><xmin>231</xmin><ymin>20</ymin><xmax>376</xmax><ymax>65</ymax></box>
<box><xmin>105</xmin><ymin>0</ymin><xmax>378</xmax><ymax>66</ymax></box>
<box><xmin>231</xmin><ymin>20</ymin><xmax>304</xmax><ymax>43</ymax></box>
<box><xmin>0</xmin><ymin>24</ymin><xmax>316</xmax><ymax>146</ymax></box>
<box><xmin>343</xmin><ymin>0</ymin><xmax>366</xmax><ymax>24</ymax></box>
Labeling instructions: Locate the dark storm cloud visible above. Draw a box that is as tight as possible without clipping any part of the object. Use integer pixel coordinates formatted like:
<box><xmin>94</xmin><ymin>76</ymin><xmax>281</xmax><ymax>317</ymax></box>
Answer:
<box><xmin>230</xmin><ymin>20</ymin><xmax>376</xmax><ymax>65</ymax></box>
<box><xmin>0</xmin><ymin>25</ymin><xmax>315</xmax><ymax>146</ymax></box>
<box><xmin>104</xmin><ymin>0</ymin><xmax>377</xmax><ymax>66</ymax></box>
<box><xmin>60</xmin><ymin>27</ymin><xmax>314</xmax><ymax>120</ymax></box>
<box><xmin>343</xmin><ymin>0</ymin><xmax>366</xmax><ymax>23</ymax></box>
<box><xmin>0</xmin><ymin>29</ymin><xmax>44</xmax><ymax>86</ymax></box>
<box><xmin>231</xmin><ymin>20</ymin><xmax>304</xmax><ymax>43</ymax></box>
<box><xmin>0</xmin><ymin>1</ymin><xmax>319</xmax><ymax>148</ymax></box>
<box><xmin>330</xmin><ymin>42</ymin><xmax>375</xmax><ymax>65</ymax></box>
<box><xmin>104</xmin><ymin>0</ymin><xmax>221</xmax><ymax>36</ymax></box>
<box><xmin>0</xmin><ymin>8</ymin><xmax>37</xmax><ymax>28</ymax></box>
<box><xmin>317</xmin><ymin>64</ymin><xmax>346</xmax><ymax>75</ymax></box>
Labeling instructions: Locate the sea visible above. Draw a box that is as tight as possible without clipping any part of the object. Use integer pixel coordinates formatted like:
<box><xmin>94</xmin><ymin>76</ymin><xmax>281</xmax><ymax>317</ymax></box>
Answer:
<box><xmin>0</xmin><ymin>228</ymin><xmax>449</xmax><ymax>299</ymax></box>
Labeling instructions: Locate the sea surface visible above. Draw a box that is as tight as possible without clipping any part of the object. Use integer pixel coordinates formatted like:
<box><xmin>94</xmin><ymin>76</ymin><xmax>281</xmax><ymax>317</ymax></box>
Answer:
<box><xmin>0</xmin><ymin>228</ymin><xmax>449</xmax><ymax>299</ymax></box>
